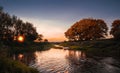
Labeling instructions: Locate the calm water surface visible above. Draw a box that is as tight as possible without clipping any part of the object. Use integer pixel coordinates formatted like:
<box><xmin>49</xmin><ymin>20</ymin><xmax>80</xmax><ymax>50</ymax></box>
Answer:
<box><xmin>13</xmin><ymin>47</ymin><xmax>120</xmax><ymax>73</ymax></box>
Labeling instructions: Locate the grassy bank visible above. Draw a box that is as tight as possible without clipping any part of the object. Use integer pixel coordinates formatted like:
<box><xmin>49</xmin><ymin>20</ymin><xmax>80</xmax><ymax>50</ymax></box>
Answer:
<box><xmin>0</xmin><ymin>41</ymin><xmax>53</xmax><ymax>73</ymax></box>
<box><xmin>0</xmin><ymin>57</ymin><xmax>39</xmax><ymax>73</ymax></box>
<box><xmin>60</xmin><ymin>39</ymin><xmax>120</xmax><ymax>59</ymax></box>
<box><xmin>7</xmin><ymin>41</ymin><xmax>53</xmax><ymax>54</ymax></box>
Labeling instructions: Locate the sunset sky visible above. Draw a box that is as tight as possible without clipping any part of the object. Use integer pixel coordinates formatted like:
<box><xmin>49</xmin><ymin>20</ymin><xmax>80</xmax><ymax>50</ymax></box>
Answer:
<box><xmin>0</xmin><ymin>0</ymin><xmax>120</xmax><ymax>42</ymax></box>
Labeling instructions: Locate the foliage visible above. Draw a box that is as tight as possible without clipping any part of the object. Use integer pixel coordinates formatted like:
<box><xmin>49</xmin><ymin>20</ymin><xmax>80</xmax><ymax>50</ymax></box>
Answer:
<box><xmin>36</xmin><ymin>34</ymin><xmax>43</xmax><ymax>42</ymax></box>
<box><xmin>65</xmin><ymin>18</ymin><xmax>108</xmax><ymax>41</ymax></box>
<box><xmin>0</xmin><ymin>7</ymin><xmax>38</xmax><ymax>43</ymax></box>
<box><xmin>110</xmin><ymin>19</ymin><xmax>120</xmax><ymax>40</ymax></box>
<box><xmin>44</xmin><ymin>39</ymin><xmax>48</xmax><ymax>42</ymax></box>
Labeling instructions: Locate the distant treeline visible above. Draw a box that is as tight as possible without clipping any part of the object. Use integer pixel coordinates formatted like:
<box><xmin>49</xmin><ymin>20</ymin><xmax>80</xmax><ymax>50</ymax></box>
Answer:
<box><xmin>0</xmin><ymin>7</ymin><xmax>38</xmax><ymax>43</ymax></box>
<box><xmin>65</xmin><ymin>18</ymin><xmax>120</xmax><ymax>41</ymax></box>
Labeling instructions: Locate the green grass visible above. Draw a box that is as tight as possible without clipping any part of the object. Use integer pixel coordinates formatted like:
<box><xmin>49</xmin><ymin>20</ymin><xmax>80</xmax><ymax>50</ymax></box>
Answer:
<box><xmin>0</xmin><ymin>57</ymin><xmax>39</xmax><ymax>73</ymax></box>
<box><xmin>60</xmin><ymin>39</ymin><xmax>120</xmax><ymax>59</ymax></box>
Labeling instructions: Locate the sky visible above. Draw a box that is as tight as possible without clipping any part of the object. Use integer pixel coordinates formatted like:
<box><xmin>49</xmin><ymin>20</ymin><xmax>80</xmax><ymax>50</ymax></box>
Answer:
<box><xmin>0</xmin><ymin>0</ymin><xmax>120</xmax><ymax>42</ymax></box>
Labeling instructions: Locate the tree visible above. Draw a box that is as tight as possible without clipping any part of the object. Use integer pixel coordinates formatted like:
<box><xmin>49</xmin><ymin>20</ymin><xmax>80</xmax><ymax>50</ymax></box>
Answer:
<box><xmin>24</xmin><ymin>22</ymin><xmax>38</xmax><ymax>41</ymax></box>
<box><xmin>0</xmin><ymin>9</ymin><xmax>13</xmax><ymax>42</ymax></box>
<box><xmin>44</xmin><ymin>39</ymin><xmax>48</xmax><ymax>42</ymax></box>
<box><xmin>0</xmin><ymin>6</ymin><xmax>39</xmax><ymax>42</ymax></box>
<box><xmin>37</xmin><ymin>34</ymin><xmax>43</xmax><ymax>42</ymax></box>
<box><xmin>110</xmin><ymin>19</ymin><xmax>120</xmax><ymax>39</ymax></box>
<box><xmin>65</xmin><ymin>18</ymin><xmax>108</xmax><ymax>41</ymax></box>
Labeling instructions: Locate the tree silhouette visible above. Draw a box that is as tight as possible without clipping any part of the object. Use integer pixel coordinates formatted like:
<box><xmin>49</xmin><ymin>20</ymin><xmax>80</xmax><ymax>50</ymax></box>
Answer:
<box><xmin>44</xmin><ymin>39</ymin><xmax>48</xmax><ymax>42</ymax></box>
<box><xmin>0</xmin><ymin>9</ymin><xmax>13</xmax><ymax>41</ymax></box>
<box><xmin>65</xmin><ymin>18</ymin><xmax>108</xmax><ymax>41</ymax></box>
<box><xmin>37</xmin><ymin>34</ymin><xmax>43</xmax><ymax>42</ymax></box>
<box><xmin>0</xmin><ymin>7</ymin><xmax>38</xmax><ymax>42</ymax></box>
<box><xmin>110</xmin><ymin>19</ymin><xmax>120</xmax><ymax>40</ymax></box>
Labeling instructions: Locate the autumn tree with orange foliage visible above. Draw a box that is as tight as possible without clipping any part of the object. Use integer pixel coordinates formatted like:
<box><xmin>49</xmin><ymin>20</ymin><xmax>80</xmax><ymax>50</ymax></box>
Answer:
<box><xmin>110</xmin><ymin>20</ymin><xmax>120</xmax><ymax>39</ymax></box>
<box><xmin>65</xmin><ymin>18</ymin><xmax>108</xmax><ymax>41</ymax></box>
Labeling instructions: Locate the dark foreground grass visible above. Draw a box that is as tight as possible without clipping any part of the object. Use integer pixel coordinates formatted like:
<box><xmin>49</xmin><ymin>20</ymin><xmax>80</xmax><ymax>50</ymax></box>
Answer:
<box><xmin>0</xmin><ymin>57</ymin><xmax>39</xmax><ymax>73</ymax></box>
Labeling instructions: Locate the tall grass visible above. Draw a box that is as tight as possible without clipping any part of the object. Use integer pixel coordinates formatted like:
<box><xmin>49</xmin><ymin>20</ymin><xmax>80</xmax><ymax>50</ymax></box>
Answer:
<box><xmin>0</xmin><ymin>57</ymin><xmax>39</xmax><ymax>73</ymax></box>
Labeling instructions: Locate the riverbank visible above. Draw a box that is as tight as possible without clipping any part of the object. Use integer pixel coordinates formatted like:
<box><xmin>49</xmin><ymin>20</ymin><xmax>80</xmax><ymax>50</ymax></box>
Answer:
<box><xmin>0</xmin><ymin>57</ymin><xmax>39</xmax><ymax>73</ymax></box>
<box><xmin>0</xmin><ymin>41</ymin><xmax>53</xmax><ymax>73</ymax></box>
<box><xmin>8</xmin><ymin>41</ymin><xmax>53</xmax><ymax>54</ymax></box>
<box><xmin>60</xmin><ymin>39</ymin><xmax>120</xmax><ymax>59</ymax></box>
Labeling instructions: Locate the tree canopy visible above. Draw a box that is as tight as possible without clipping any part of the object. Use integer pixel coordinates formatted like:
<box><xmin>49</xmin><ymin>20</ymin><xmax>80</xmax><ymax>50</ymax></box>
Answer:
<box><xmin>0</xmin><ymin>7</ymin><xmax>38</xmax><ymax>42</ymax></box>
<box><xmin>65</xmin><ymin>18</ymin><xmax>108</xmax><ymax>41</ymax></box>
<box><xmin>110</xmin><ymin>19</ymin><xmax>120</xmax><ymax>40</ymax></box>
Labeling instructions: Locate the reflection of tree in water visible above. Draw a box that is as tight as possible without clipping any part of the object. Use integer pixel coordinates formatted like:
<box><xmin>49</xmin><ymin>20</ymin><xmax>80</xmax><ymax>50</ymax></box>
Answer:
<box><xmin>65</xmin><ymin>50</ymin><xmax>120</xmax><ymax>73</ymax></box>
<box><xmin>13</xmin><ymin>52</ymin><xmax>35</xmax><ymax>65</ymax></box>
<box><xmin>66</xmin><ymin>50</ymin><xmax>86</xmax><ymax>65</ymax></box>
<box><xmin>65</xmin><ymin>50</ymin><xmax>102</xmax><ymax>73</ymax></box>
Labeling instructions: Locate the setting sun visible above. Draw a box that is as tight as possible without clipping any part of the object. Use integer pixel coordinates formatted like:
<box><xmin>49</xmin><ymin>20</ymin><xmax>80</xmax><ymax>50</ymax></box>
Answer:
<box><xmin>17</xmin><ymin>36</ymin><xmax>24</xmax><ymax>42</ymax></box>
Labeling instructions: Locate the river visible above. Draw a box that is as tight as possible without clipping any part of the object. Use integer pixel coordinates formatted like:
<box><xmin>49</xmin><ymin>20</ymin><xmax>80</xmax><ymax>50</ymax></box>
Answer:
<box><xmin>13</xmin><ymin>46</ymin><xmax>120</xmax><ymax>73</ymax></box>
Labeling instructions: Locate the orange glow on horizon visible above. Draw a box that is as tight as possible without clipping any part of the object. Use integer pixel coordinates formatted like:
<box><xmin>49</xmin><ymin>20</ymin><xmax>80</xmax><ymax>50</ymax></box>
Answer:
<box><xmin>46</xmin><ymin>36</ymin><xmax>67</xmax><ymax>42</ymax></box>
<box><xmin>17</xmin><ymin>36</ymin><xmax>24</xmax><ymax>42</ymax></box>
